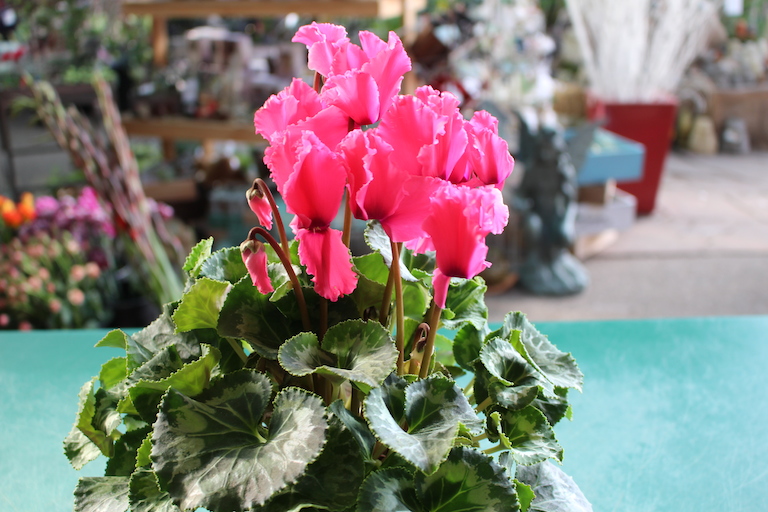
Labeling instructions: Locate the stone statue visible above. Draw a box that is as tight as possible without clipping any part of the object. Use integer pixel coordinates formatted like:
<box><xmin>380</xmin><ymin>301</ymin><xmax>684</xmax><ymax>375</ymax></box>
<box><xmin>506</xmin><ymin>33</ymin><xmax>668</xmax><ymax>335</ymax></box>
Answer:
<box><xmin>514</xmin><ymin>110</ymin><xmax>589</xmax><ymax>295</ymax></box>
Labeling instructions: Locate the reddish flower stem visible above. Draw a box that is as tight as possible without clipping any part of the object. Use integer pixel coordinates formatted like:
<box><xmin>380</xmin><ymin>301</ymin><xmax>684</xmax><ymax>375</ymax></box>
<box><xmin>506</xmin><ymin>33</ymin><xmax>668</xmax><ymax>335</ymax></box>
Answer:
<box><xmin>418</xmin><ymin>300</ymin><xmax>442</xmax><ymax>379</ymax></box>
<box><xmin>253</xmin><ymin>178</ymin><xmax>291</xmax><ymax>257</ymax></box>
<box><xmin>249</xmin><ymin>226</ymin><xmax>311</xmax><ymax>332</ymax></box>
<box><xmin>391</xmin><ymin>241</ymin><xmax>405</xmax><ymax>374</ymax></box>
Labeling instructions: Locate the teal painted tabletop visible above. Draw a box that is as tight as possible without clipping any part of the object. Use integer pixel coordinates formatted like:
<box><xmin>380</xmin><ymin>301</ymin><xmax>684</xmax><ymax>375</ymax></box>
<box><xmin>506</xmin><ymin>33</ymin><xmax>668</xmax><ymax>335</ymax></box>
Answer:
<box><xmin>2</xmin><ymin>316</ymin><xmax>768</xmax><ymax>511</ymax></box>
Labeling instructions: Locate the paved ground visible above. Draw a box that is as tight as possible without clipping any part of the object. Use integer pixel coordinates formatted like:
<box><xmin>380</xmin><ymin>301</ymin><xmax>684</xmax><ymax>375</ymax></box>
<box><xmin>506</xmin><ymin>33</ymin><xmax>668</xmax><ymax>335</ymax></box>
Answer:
<box><xmin>487</xmin><ymin>151</ymin><xmax>768</xmax><ymax>322</ymax></box>
<box><xmin>2</xmin><ymin>113</ymin><xmax>767</xmax><ymax>323</ymax></box>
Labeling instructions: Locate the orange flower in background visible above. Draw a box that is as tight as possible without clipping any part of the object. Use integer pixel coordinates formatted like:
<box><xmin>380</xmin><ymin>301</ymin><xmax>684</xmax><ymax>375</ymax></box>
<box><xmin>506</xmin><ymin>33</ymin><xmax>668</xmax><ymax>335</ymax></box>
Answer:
<box><xmin>18</xmin><ymin>192</ymin><xmax>36</xmax><ymax>222</ymax></box>
<box><xmin>1</xmin><ymin>197</ymin><xmax>23</xmax><ymax>228</ymax></box>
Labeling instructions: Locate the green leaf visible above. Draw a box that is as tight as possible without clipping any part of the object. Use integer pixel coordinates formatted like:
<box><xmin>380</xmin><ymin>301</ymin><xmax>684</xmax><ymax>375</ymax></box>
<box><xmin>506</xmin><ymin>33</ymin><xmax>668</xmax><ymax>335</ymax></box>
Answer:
<box><xmin>66</xmin><ymin>379</ymin><xmax>116</xmax><ymax>460</ymax></box>
<box><xmin>329</xmin><ymin>400</ymin><xmax>376</xmax><ymax>460</ymax></box>
<box><xmin>218</xmin><ymin>277</ymin><xmax>301</xmax><ymax>359</ymax></box>
<box><xmin>128</xmin><ymin>344</ymin><xmax>221</xmax><ymax>422</ymax></box>
<box><xmin>106</xmin><ymin>427</ymin><xmax>151</xmax><ymax>476</ymax></box>
<box><xmin>199</xmin><ymin>246</ymin><xmax>249</xmax><ymax>283</ymax></box>
<box><xmin>351</xmin><ymin>271</ymin><xmax>388</xmax><ymax>318</ymax></box>
<box><xmin>183</xmin><ymin>237</ymin><xmax>214</xmax><ymax>276</ymax></box>
<box><xmin>99</xmin><ymin>357</ymin><xmax>127</xmax><ymax>392</ymax></box>
<box><xmin>354</xmin><ymin>252</ymin><xmax>389</xmax><ymax>285</ymax></box>
<box><xmin>357</xmin><ymin>467</ymin><xmax>420</xmax><ymax>512</ymax></box>
<box><xmin>95</xmin><ymin>329</ymin><xmax>128</xmax><ymax>349</ymax></box>
<box><xmin>417</xmin><ymin>447</ymin><xmax>520</xmax><ymax>512</ymax></box>
<box><xmin>479</xmin><ymin>337</ymin><xmax>547</xmax><ymax>410</ymax></box>
<box><xmin>136</xmin><ymin>432</ymin><xmax>153</xmax><ymax>468</ymax></box>
<box><xmin>126</xmin><ymin>306</ymin><xmax>201</xmax><ymax>372</ymax></box>
<box><xmin>365</xmin><ymin>375</ymin><xmax>482</xmax><ymax>474</ymax></box>
<box><xmin>487</xmin><ymin>406</ymin><xmax>563</xmax><ymax>466</ymax></box>
<box><xmin>63</xmin><ymin>427</ymin><xmax>102</xmax><ymax>470</ymax></box>
<box><xmin>442</xmin><ymin>277</ymin><xmax>488</xmax><ymax>331</ymax></box>
<box><xmin>152</xmin><ymin>371</ymin><xmax>327</xmax><ymax>511</ymax></box>
<box><xmin>493</xmin><ymin>313</ymin><xmax>583</xmax><ymax>392</ymax></box>
<box><xmin>74</xmin><ymin>477</ymin><xmax>129</xmax><ymax>512</ymax></box>
<box><xmin>515</xmin><ymin>461</ymin><xmax>593</xmax><ymax>512</ymax></box>
<box><xmin>402</xmin><ymin>279</ymin><xmax>431</xmax><ymax>322</ymax></box>
<box><xmin>433</xmin><ymin>332</ymin><xmax>457</xmax><ymax>368</ymax></box>
<box><xmin>255</xmin><ymin>414</ymin><xmax>364</xmax><ymax>512</ymax></box>
<box><xmin>531</xmin><ymin>388</ymin><xmax>571</xmax><ymax>427</ymax></box>
<box><xmin>279</xmin><ymin>319</ymin><xmax>397</xmax><ymax>390</ymax></box>
<box><xmin>172</xmin><ymin>277</ymin><xmax>231</xmax><ymax>332</ymax></box>
<box><xmin>364</xmin><ymin>221</ymin><xmax>418</xmax><ymax>281</ymax></box>
<box><xmin>515</xmin><ymin>480</ymin><xmax>535</xmax><ymax>512</ymax></box>
<box><xmin>129</xmin><ymin>470</ymin><xmax>180</xmax><ymax>512</ymax></box>
<box><xmin>453</xmin><ymin>324</ymin><xmax>488</xmax><ymax>371</ymax></box>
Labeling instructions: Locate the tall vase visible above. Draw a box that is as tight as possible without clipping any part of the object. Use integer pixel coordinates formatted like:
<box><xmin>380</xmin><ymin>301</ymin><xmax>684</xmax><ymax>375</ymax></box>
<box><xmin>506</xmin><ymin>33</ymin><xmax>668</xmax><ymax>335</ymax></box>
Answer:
<box><xmin>591</xmin><ymin>100</ymin><xmax>678</xmax><ymax>215</ymax></box>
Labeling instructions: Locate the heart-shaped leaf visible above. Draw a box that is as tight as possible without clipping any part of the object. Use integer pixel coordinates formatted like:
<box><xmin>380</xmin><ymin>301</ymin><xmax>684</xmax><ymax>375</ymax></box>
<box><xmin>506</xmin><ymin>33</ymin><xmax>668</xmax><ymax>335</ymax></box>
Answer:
<box><xmin>254</xmin><ymin>414</ymin><xmax>365</xmax><ymax>511</ymax></box>
<box><xmin>357</xmin><ymin>467</ymin><xmax>420</xmax><ymax>512</ymax></box>
<box><xmin>358</xmin><ymin>448</ymin><xmax>520</xmax><ymax>512</ymax></box>
<box><xmin>128</xmin><ymin>344</ymin><xmax>220</xmax><ymax>422</ymax></box>
<box><xmin>442</xmin><ymin>277</ymin><xmax>488</xmax><ymax>331</ymax></box>
<box><xmin>491</xmin><ymin>313</ymin><xmax>583</xmax><ymax>392</ymax></box>
<box><xmin>515</xmin><ymin>461</ymin><xmax>593</xmax><ymax>512</ymax></box>
<box><xmin>218</xmin><ymin>277</ymin><xmax>302</xmax><ymax>358</ymax></box>
<box><xmin>183</xmin><ymin>237</ymin><xmax>213</xmax><ymax>276</ymax></box>
<box><xmin>128</xmin><ymin>470</ymin><xmax>180</xmax><ymax>512</ymax></box>
<box><xmin>172</xmin><ymin>277</ymin><xmax>231</xmax><ymax>332</ymax></box>
<box><xmin>199</xmin><ymin>246</ymin><xmax>249</xmax><ymax>283</ymax></box>
<box><xmin>453</xmin><ymin>324</ymin><xmax>486</xmax><ymax>371</ymax></box>
<box><xmin>416</xmin><ymin>447</ymin><xmax>520</xmax><ymax>512</ymax></box>
<box><xmin>365</xmin><ymin>375</ymin><xmax>482</xmax><ymax>474</ymax></box>
<box><xmin>487</xmin><ymin>406</ymin><xmax>563</xmax><ymax>466</ymax></box>
<box><xmin>279</xmin><ymin>319</ymin><xmax>397</xmax><ymax>390</ymax></box>
<box><xmin>152</xmin><ymin>370</ymin><xmax>327</xmax><ymax>511</ymax></box>
<box><xmin>74</xmin><ymin>477</ymin><xmax>129</xmax><ymax>512</ymax></box>
<box><xmin>478</xmin><ymin>337</ymin><xmax>550</xmax><ymax>409</ymax></box>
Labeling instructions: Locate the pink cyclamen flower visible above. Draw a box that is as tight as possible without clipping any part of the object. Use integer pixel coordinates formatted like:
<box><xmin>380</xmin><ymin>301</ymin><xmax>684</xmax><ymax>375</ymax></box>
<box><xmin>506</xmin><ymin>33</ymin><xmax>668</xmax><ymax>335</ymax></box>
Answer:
<box><xmin>293</xmin><ymin>23</ymin><xmax>411</xmax><ymax>126</ymax></box>
<box><xmin>465</xmin><ymin>110</ymin><xmax>515</xmax><ymax>188</ymax></box>
<box><xmin>241</xmin><ymin>239</ymin><xmax>274</xmax><ymax>295</ymax></box>
<box><xmin>423</xmin><ymin>183</ymin><xmax>509</xmax><ymax>308</ymax></box>
<box><xmin>340</xmin><ymin>129</ymin><xmax>440</xmax><ymax>243</ymax></box>
<box><xmin>246</xmin><ymin>186</ymin><xmax>273</xmax><ymax>231</ymax></box>
<box><xmin>276</xmin><ymin>131</ymin><xmax>357</xmax><ymax>301</ymax></box>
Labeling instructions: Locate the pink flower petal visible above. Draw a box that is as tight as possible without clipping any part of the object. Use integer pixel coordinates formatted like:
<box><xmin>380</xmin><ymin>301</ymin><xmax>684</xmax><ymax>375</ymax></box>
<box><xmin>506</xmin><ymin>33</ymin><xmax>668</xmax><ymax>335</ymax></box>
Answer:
<box><xmin>467</xmin><ymin>111</ymin><xmax>515</xmax><ymax>188</ymax></box>
<box><xmin>254</xmin><ymin>79</ymin><xmax>323</xmax><ymax>142</ymax></box>
<box><xmin>296</xmin><ymin>228</ymin><xmax>357</xmax><ymax>301</ymax></box>
<box><xmin>282</xmin><ymin>132</ymin><xmax>347</xmax><ymax>230</ymax></box>
<box><xmin>241</xmin><ymin>240</ymin><xmax>274</xmax><ymax>295</ymax></box>
<box><xmin>293</xmin><ymin>23</ymin><xmax>349</xmax><ymax>77</ymax></box>
<box><xmin>322</xmin><ymin>71</ymin><xmax>380</xmax><ymax>126</ymax></box>
<box><xmin>246</xmin><ymin>188</ymin><xmax>273</xmax><ymax>231</ymax></box>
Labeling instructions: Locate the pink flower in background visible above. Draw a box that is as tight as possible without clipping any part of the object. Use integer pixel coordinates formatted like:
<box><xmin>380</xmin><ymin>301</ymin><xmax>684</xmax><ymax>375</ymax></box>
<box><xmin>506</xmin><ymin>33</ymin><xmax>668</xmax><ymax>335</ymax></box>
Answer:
<box><xmin>241</xmin><ymin>240</ymin><xmax>274</xmax><ymax>295</ymax></box>
<box><xmin>423</xmin><ymin>183</ymin><xmax>509</xmax><ymax>308</ymax></box>
<box><xmin>67</xmin><ymin>288</ymin><xmax>85</xmax><ymax>307</ymax></box>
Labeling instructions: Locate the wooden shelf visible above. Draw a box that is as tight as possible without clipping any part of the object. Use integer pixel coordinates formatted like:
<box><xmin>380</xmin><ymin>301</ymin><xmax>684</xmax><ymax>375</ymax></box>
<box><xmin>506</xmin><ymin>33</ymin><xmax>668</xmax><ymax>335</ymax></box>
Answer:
<box><xmin>122</xmin><ymin>116</ymin><xmax>264</xmax><ymax>144</ymax></box>
<box><xmin>122</xmin><ymin>0</ymin><xmax>418</xmax><ymax>18</ymax></box>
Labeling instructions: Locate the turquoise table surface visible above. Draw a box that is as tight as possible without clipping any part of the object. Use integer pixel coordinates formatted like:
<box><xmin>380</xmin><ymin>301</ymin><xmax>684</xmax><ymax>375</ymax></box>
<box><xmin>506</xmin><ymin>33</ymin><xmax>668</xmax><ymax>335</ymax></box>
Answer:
<box><xmin>2</xmin><ymin>317</ymin><xmax>768</xmax><ymax>511</ymax></box>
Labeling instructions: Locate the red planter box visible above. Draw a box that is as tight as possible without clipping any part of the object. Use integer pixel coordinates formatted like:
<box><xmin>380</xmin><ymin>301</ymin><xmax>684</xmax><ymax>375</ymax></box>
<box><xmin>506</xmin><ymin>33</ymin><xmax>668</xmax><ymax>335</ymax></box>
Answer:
<box><xmin>590</xmin><ymin>100</ymin><xmax>678</xmax><ymax>214</ymax></box>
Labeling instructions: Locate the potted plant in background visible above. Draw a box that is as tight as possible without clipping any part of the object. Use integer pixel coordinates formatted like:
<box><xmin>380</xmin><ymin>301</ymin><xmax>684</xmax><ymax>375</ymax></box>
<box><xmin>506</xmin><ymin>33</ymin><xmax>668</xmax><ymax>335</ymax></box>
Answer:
<box><xmin>65</xmin><ymin>23</ymin><xmax>591</xmax><ymax>512</ymax></box>
<box><xmin>565</xmin><ymin>0</ymin><xmax>719</xmax><ymax>214</ymax></box>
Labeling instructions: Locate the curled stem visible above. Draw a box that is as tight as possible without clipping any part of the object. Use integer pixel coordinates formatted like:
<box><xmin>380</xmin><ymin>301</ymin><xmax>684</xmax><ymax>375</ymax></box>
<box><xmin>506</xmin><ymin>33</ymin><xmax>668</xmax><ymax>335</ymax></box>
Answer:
<box><xmin>249</xmin><ymin>226</ymin><xmax>311</xmax><ymax>332</ymax></box>
<box><xmin>407</xmin><ymin>323</ymin><xmax>429</xmax><ymax>375</ymax></box>
<box><xmin>252</xmin><ymin>178</ymin><xmax>291</xmax><ymax>257</ymax></box>
<box><xmin>418</xmin><ymin>301</ymin><xmax>443</xmax><ymax>379</ymax></box>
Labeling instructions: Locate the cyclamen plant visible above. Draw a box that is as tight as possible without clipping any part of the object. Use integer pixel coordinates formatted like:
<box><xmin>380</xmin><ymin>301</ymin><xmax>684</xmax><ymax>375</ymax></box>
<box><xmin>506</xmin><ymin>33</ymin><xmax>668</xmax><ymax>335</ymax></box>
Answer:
<box><xmin>67</xmin><ymin>23</ymin><xmax>590</xmax><ymax>512</ymax></box>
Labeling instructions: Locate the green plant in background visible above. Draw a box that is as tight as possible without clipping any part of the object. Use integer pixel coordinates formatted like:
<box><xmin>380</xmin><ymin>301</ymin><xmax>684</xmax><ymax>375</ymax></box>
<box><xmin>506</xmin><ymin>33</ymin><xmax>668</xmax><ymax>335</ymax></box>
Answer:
<box><xmin>64</xmin><ymin>23</ymin><xmax>591</xmax><ymax>512</ymax></box>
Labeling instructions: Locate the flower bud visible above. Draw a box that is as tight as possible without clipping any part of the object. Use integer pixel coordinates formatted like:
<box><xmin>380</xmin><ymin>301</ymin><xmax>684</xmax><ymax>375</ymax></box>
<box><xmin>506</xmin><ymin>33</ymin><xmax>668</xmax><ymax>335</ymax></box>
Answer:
<box><xmin>240</xmin><ymin>239</ymin><xmax>274</xmax><ymax>295</ymax></box>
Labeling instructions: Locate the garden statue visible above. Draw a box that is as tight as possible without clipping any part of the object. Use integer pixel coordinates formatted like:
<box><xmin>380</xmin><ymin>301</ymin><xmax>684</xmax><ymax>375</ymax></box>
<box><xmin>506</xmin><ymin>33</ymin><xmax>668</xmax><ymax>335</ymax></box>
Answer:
<box><xmin>515</xmin><ymin>108</ymin><xmax>589</xmax><ymax>295</ymax></box>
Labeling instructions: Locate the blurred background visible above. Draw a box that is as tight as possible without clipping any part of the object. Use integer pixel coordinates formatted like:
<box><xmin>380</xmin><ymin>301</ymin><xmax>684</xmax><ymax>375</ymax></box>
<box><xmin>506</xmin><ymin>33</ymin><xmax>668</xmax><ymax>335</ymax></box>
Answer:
<box><xmin>0</xmin><ymin>0</ymin><xmax>766</xmax><ymax>328</ymax></box>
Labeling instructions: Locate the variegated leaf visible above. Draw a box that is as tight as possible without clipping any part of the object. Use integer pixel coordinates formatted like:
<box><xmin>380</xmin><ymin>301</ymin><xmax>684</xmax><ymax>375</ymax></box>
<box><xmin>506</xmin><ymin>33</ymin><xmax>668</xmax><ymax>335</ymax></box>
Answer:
<box><xmin>279</xmin><ymin>319</ymin><xmax>397</xmax><ymax>390</ymax></box>
<box><xmin>487</xmin><ymin>406</ymin><xmax>563</xmax><ymax>466</ymax></box>
<box><xmin>152</xmin><ymin>370</ymin><xmax>327</xmax><ymax>511</ymax></box>
<box><xmin>74</xmin><ymin>477</ymin><xmax>129</xmax><ymax>512</ymax></box>
<box><xmin>365</xmin><ymin>375</ymin><xmax>482</xmax><ymax>474</ymax></box>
